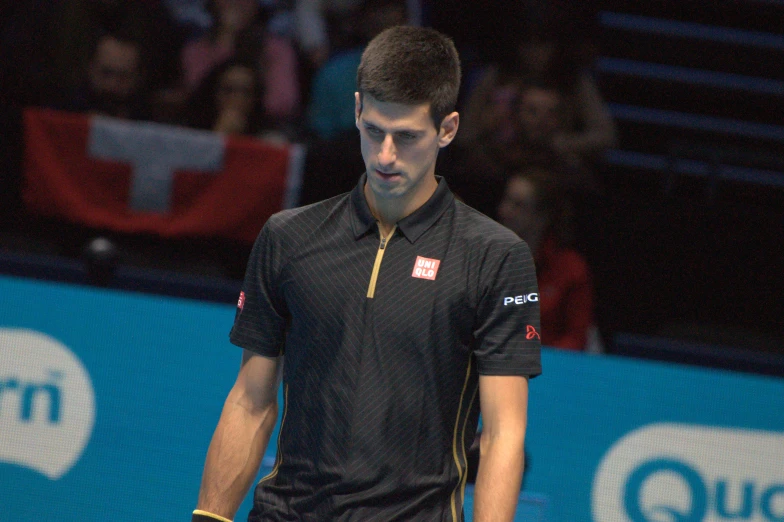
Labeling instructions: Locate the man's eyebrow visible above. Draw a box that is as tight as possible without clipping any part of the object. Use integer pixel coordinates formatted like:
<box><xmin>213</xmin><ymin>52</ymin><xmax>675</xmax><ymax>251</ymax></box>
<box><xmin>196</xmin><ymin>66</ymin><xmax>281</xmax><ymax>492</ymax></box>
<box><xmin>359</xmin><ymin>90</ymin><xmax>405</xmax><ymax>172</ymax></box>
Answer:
<box><xmin>362</xmin><ymin>121</ymin><xmax>424</xmax><ymax>135</ymax></box>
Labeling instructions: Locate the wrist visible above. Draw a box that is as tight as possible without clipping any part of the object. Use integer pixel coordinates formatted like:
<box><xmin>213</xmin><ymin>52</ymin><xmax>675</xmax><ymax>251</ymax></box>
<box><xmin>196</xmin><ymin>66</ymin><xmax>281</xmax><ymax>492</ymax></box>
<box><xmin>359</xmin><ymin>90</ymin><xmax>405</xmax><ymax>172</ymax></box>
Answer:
<box><xmin>192</xmin><ymin>509</ymin><xmax>233</xmax><ymax>522</ymax></box>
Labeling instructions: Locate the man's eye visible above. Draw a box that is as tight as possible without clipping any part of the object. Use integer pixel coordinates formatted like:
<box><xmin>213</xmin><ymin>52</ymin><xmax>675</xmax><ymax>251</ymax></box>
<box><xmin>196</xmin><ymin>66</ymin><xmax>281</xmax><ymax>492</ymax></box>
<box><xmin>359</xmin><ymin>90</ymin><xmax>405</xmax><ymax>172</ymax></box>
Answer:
<box><xmin>398</xmin><ymin>133</ymin><xmax>416</xmax><ymax>141</ymax></box>
<box><xmin>367</xmin><ymin>127</ymin><xmax>383</xmax><ymax>135</ymax></box>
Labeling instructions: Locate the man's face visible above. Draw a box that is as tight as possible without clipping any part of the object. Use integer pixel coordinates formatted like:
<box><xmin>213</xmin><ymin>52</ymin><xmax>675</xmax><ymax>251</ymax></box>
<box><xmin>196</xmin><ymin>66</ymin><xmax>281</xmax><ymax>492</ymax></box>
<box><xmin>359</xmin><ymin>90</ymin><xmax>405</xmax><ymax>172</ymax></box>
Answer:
<box><xmin>88</xmin><ymin>36</ymin><xmax>141</xmax><ymax>101</ymax></box>
<box><xmin>517</xmin><ymin>87</ymin><xmax>562</xmax><ymax>144</ymax></box>
<box><xmin>355</xmin><ymin>93</ymin><xmax>458</xmax><ymax>212</ymax></box>
<box><xmin>498</xmin><ymin>177</ymin><xmax>542</xmax><ymax>243</ymax></box>
<box><xmin>216</xmin><ymin>65</ymin><xmax>256</xmax><ymax>114</ymax></box>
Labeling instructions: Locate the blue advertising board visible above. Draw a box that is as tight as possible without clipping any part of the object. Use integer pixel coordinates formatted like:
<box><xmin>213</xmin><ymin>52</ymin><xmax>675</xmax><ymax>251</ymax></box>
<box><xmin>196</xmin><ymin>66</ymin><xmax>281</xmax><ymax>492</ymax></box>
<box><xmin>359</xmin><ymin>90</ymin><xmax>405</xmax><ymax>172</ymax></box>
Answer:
<box><xmin>1</xmin><ymin>274</ymin><xmax>783</xmax><ymax>521</ymax></box>
<box><xmin>525</xmin><ymin>350</ymin><xmax>784</xmax><ymax>521</ymax></box>
<box><xmin>0</xmin><ymin>275</ymin><xmax>264</xmax><ymax>521</ymax></box>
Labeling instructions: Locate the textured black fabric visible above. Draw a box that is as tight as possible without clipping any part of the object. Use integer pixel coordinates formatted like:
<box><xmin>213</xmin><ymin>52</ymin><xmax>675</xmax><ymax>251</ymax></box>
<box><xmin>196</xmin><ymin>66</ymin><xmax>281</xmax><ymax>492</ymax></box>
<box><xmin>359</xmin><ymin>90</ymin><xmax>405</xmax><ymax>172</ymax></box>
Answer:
<box><xmin>230</xmin><ymin>174</ymin><xmax>540</xmax><ymax>521</ymax></box>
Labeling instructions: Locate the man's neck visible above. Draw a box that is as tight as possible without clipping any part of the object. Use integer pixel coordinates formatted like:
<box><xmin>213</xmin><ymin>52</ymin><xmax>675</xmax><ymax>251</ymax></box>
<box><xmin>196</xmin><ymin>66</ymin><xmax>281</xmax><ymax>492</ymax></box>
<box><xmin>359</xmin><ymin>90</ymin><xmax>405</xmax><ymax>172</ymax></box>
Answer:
<box><xmin>364</xmin><ymin>176</ymin><xmax>438</xmax><ymax>236</ymax></box>
<box><xmin>368</xmin><ymin>197</ymin><xmax>402</xmax><ymax>237</ymax></box>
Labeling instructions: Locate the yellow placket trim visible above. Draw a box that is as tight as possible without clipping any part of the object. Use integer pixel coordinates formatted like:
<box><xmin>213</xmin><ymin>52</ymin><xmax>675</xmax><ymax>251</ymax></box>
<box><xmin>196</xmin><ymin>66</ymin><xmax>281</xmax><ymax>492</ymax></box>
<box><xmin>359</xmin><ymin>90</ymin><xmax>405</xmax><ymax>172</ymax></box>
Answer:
<box><xmin>259</xmin><ymin>384</ymin><xmax>288</xmax><ymax>485</ymax></box>
<box><xmin>366</xmin><ymin>225</ymin><xmax>396</xmax><ymax>298</ymax></box>
<box><xmin>449</xmin><ymin>358</ymin><xmax>474</xmax><ymax>521</ymax></box>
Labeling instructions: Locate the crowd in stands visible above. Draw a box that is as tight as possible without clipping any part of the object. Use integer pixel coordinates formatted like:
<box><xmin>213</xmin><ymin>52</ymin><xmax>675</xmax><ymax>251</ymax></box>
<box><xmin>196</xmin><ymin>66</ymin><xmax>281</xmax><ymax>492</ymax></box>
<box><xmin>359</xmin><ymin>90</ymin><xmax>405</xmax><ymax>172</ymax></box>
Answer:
<box><xmin>0</xmin><ymin>0</ymin><xmax>613</xmax><ymax>351</ymax></box>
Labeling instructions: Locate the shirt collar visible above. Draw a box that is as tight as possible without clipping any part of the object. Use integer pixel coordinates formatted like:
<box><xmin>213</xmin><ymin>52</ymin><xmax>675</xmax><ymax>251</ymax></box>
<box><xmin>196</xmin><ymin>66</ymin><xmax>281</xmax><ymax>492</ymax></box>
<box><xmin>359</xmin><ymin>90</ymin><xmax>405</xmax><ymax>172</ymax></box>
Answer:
<box><xmin>350</xmin><ymin>173</ymin><xmax>455</xmax><ymax>243</ymax></box>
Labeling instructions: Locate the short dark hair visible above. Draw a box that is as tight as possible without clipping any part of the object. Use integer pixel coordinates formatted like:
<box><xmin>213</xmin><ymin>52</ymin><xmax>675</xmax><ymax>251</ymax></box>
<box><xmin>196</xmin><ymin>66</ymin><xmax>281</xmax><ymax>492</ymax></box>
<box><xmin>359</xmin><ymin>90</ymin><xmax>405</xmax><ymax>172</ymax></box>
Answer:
<box><xmin>357</xmin><ymin>25</ymin><xmax>461</xmax><ymax>128</ymax></box>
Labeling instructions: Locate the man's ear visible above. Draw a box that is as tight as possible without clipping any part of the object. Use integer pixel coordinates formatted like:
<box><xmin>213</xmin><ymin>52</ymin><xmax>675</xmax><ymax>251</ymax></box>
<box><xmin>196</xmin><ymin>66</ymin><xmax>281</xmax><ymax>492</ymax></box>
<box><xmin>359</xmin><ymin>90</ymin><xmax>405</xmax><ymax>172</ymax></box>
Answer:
<box><xmin>354</xmin><ymin>92</ymin><xmax>361</xmax><ymax>127</ymax></box>
<box><xmin>438</xmin><ymin>111</ymin><xmax>460</xmax><ymax>148</ymax></box>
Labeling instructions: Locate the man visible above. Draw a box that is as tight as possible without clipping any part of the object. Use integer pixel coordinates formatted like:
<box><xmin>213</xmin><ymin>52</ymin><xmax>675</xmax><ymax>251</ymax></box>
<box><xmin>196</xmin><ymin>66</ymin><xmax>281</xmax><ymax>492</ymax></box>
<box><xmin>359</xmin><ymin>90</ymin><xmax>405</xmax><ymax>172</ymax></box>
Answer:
<box><xmin>193</xmin><ymin>26</ymin><xmax>541</xmax><ymax>522</ymax></box>
<box><xmin>63</xmin><ymin>32</ymin><xmax>150</xmax><ymax>120</ymax></box>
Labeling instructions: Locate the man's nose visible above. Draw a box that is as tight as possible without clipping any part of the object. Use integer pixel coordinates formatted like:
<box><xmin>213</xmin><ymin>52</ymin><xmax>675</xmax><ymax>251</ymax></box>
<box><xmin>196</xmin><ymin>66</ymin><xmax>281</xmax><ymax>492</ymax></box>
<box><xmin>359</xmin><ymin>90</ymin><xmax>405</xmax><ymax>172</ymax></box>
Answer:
<box><xmin>377</xmin><ymin>134</ymin><xmax>396</xmax><ymax>167</ymax></box>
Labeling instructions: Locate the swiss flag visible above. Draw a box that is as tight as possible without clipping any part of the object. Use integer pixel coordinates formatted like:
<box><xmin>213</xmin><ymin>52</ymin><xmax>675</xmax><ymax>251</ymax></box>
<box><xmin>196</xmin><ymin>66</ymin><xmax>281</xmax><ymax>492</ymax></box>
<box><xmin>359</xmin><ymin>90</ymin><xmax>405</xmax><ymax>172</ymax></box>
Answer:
<box><xmin>23</xmin><ymin>108</ymin><xmax>304</xmax><ymax>243</ymax></box>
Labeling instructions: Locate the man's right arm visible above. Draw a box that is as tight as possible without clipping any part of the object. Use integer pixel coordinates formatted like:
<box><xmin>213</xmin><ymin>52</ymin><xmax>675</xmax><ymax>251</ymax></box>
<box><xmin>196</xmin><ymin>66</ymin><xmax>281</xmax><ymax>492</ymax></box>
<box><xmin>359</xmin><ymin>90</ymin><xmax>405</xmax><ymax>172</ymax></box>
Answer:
<box><xmin>194</xmin><ymin>349</ymin><xmax>281</xmax><ymax>521</ymax></box>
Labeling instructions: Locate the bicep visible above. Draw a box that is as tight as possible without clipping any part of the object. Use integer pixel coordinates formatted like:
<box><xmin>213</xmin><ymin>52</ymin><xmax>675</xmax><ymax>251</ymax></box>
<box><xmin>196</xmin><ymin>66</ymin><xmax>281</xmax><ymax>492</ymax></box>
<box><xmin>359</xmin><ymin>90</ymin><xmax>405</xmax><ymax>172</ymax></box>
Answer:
<box><xmin>231</xmin><ymin>349</ymin><xmax>281</xmax><ymax>414</ymax></box>
<box><xmin>478</xmin><ymin>375</ymin><xmax>529</xmax><ymax>436</ymax></box>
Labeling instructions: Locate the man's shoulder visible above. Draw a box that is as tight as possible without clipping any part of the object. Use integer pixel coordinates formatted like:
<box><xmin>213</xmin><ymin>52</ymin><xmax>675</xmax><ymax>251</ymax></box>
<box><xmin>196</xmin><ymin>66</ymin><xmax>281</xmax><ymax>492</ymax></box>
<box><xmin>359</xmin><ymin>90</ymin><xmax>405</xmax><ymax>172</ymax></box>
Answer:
<box><xmin>451</xmin><ymin>199</ymin><xmax>525</xmax><ymax>253</ymax></box>
<box><xmin>266</xmin><ymin>192</ymin><xmax>352</xmax><ymax>236</ymax></box>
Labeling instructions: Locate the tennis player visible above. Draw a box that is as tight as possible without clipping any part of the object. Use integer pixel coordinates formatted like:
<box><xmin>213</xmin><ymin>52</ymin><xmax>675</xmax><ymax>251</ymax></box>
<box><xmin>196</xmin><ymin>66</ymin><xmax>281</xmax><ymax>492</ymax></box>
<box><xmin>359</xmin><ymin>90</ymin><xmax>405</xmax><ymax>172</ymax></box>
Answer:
<box><xmin>193</xmin><ymin>25</ymin><xmax>541</xmax><ymax>522</ymax></box>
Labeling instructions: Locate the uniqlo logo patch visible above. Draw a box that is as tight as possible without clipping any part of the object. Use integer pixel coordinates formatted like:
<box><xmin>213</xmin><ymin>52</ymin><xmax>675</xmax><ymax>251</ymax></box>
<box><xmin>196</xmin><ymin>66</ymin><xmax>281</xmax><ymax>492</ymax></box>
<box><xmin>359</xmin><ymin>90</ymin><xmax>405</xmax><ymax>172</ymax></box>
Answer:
<box><xmin>237</xmin><ymin>291</ymin><xmax>246</xmax><ymax>311</ymax></box>
<box><xmin>412</xmin><ymin>256</ymin><xmax>441</xmax><ymax>280</ymax></box>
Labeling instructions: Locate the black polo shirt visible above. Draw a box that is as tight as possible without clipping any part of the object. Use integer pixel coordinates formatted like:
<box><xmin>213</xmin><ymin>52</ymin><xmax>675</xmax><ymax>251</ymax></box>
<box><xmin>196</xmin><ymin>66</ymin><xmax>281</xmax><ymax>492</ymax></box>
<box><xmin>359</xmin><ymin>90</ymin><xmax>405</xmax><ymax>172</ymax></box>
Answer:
<box><xmin>230</xmin><ymin>174</ymin><xmax>541</xmax><ymax>522</ymax></box>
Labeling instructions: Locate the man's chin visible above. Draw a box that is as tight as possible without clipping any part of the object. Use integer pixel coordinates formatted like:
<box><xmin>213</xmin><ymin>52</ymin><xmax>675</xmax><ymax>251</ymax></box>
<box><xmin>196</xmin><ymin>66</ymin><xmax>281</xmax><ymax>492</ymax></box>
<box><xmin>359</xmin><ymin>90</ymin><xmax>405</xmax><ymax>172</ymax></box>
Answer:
<box><xmin>366</xmin><ymin>176</ymin><xmax>406</xmax><ymax>199</ymax></box>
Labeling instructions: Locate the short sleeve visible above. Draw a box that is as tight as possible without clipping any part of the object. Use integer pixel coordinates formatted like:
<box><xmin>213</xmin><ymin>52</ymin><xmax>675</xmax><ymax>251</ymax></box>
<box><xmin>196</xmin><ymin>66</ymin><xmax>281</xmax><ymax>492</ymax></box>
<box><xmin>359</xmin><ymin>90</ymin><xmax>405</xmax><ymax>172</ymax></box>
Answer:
<box><xmin>229</xmin><ymin>222</ymin><xmax>289</xmax><ymax>357</ymax></box>
<box><xmin>472</xmin><ymin>241</ymin><xmax>542</xmax><ymax>377</ymax></box>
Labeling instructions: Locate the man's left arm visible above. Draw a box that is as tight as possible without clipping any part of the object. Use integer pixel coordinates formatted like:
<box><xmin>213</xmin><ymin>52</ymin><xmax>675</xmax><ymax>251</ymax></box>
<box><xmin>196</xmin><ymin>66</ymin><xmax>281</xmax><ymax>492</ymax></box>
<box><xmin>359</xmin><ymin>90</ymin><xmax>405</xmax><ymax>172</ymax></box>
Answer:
<box><xmin>472</xmin><ymin>374</ymin><xmax>529</xmax><ymax>522</ymax></box>
<box><xmin>470</xmin><ymin>239</ymin><xmax>540</xmax><ymax>520</ymax></box>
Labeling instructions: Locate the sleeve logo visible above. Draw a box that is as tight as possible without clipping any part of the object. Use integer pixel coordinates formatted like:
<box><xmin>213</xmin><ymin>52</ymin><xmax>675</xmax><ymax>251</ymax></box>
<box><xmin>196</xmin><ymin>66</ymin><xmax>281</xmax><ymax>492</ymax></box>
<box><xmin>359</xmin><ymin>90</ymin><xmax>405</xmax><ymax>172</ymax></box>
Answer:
<box><xmin>526</xmin><ymin>325</ymin><xmax>541</xmax><ymax>340</ymax></box>
<box><xmin>237</xmin><ymin>291</ymin><xmax>245</xmax><ymax>311</ymax></box>
<box><xmin>412</xmin><ymin>256</ymin><xmax>441</xmax><ymax>280</ymax></box>
<box><xmin>504</xmin><ymin>293</ymin><xmax>539</xmax><ymax>305</ymax></box>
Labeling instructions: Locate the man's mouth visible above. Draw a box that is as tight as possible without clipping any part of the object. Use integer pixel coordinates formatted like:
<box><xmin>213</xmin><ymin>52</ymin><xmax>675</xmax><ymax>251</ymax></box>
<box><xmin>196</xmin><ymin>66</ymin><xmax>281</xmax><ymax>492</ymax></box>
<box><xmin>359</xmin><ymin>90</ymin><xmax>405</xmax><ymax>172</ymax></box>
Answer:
<box><xmin>375</xmin><ymin>169</ymin><xmax>401</xmax><ymax>180</ymax></box>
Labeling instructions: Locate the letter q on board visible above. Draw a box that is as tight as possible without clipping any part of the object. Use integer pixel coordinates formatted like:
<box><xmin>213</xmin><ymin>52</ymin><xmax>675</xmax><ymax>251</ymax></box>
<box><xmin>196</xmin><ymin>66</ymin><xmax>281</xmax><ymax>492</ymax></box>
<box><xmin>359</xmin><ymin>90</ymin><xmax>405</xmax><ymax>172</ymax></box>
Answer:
<box><xmin>592</xmin><ymin>423</ymin><xmax>784</xmax><ymax>522</ymax></box>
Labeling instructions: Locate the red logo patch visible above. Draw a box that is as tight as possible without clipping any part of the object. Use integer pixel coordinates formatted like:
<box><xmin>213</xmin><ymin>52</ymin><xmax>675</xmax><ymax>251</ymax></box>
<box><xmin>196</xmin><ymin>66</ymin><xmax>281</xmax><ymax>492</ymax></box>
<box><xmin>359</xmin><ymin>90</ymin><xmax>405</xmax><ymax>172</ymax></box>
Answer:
<box><xmin>237</xmin><ymin>291</ymin><xmax>246</xmax><ymax>311</ymax></box>
<box><xmin>526</xmin><ymin>325</ymin><xmax>540</xmax><ymax>340</ymax></box>
<box><xmin>412</xmin><ymin>256</ymin><xmax>441</xmax><ymax>280</ymax></box>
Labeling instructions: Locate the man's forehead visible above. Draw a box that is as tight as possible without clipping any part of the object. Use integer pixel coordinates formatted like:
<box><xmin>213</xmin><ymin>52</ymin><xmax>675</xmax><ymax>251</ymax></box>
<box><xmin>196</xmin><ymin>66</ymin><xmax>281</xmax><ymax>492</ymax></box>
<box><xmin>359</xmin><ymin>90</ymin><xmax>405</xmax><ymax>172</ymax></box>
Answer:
<box><xmin>359</xmin><ymin>95</ymin><xmax>433</xmax><ymax>132</ymax></box>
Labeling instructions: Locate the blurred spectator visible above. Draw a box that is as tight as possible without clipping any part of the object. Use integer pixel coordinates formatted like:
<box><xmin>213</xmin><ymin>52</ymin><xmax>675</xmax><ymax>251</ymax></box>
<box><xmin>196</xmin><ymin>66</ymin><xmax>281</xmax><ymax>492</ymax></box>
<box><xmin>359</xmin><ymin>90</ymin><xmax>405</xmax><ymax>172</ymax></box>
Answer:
<box><xmin>438</xmin><ymin>80</ymin><xmax>570</xmax><ymax>219</ymax></box>
<box><xmin>497</xmin><ymin>167</ymin><xmax>595</xmax><ymax>351</ymax></box>
<box><xmin>186</xmin><ymin>58</ymin><xmax>271</xmax><ymax>137</ymax></box>
<box><xmin>295</xmin><ymin>0</ymin><xmax>417</xmax><ymax>66</ymax></box>
<box><xmin>181</xmin><ymin>0</ymin><xmax>300</xmax><ymax>123</ymax></box>
<box><xmin>305</xmin><ymin>0</ymin><xmax>407</xmax><ymax>140</ymax></box>
<box><xmin>462</xmin><ymin>79</ymin><xmax>568</xmax><ymax>173</ymax></box>
<box><xmin>514</xmin><ymin>80</ymin><xmax>574</xmax><ymax>167</ymax></box>
<box><xmin>164</xmin><ymin>0</ymin><xmax>215</xmax><ymax>31</ymax></box>
<box><xmin>59</xmin><ymin>32</ymin><xmax>151</xmax><ymax>120</ymax></box>
<box><xmin>295</xmin><ymin>0</ymin><xmax>363</xmax><ymax>67</ymax></box>
<box><xmin>458</xmin><ymin>26</ymin><xmax>616</xmax><ymax>170</ymax></box>
<box><xmin>444</xmin><ymin>22</ymin><xmax>615</xmax><ymax>219</ymax></box>
<box><xmin>50</xmin><ymin>0</ymin><xmax>185</xmax><ymax>97</ymax></box>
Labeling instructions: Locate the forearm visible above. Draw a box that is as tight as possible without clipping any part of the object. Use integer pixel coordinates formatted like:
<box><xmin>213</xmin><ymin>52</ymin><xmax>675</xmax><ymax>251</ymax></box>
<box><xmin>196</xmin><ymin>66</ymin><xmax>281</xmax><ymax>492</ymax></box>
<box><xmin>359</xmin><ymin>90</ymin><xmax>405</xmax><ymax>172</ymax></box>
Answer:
<box><xmin>197</xmin><ymin>390</ymin><xmax>278</xmax><ymax>519</ymax></box>
<box><xmin>472</xmin><ymin>430</ymin><xmax>526</xmax><ymax>522</ymax></box>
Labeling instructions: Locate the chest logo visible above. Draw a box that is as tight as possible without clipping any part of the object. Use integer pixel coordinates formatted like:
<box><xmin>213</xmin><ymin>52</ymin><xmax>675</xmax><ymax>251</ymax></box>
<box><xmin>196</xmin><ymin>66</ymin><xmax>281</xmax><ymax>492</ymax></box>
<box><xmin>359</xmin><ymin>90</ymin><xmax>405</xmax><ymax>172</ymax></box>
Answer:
<box><xmin>412</xmin><ymin>256</ymin><xmax>441</xmax><ymax>281</ymax></box>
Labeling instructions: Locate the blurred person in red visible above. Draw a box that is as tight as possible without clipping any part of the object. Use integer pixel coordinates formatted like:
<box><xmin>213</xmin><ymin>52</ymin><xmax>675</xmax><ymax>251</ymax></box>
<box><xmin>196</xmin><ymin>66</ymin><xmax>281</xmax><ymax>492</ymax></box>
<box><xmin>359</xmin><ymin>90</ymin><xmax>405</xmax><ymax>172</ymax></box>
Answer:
<box><xmin>181</xmin><ymin>0</ymin><xmax>300</xmax><ymax>124</ymax></box>
<box><xmin>498</xmin><ymin>166</ymin><xmax>595</xmax><ymax>351</ymax></box>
